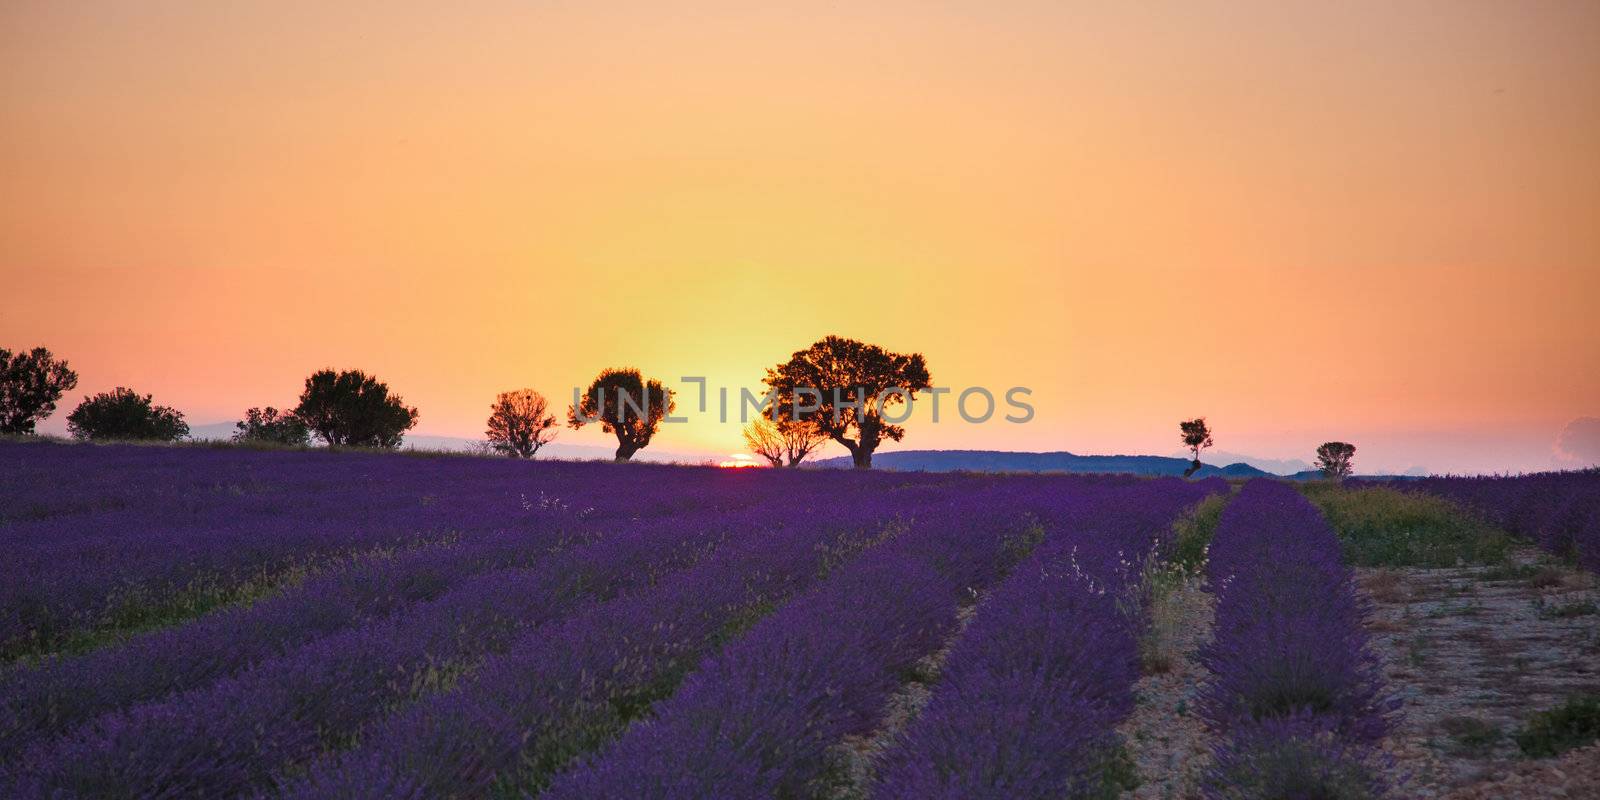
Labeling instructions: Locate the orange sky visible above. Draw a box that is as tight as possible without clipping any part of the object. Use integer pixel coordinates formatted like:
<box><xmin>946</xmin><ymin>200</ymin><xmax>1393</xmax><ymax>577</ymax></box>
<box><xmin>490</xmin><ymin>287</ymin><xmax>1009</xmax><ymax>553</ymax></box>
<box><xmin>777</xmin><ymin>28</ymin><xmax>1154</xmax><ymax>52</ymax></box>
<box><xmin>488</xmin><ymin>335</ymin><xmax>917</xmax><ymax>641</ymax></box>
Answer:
<box><xmin>3</xmin><ymin>1</ymin><xmax>1598</xmax><ymax>473</ymax></box>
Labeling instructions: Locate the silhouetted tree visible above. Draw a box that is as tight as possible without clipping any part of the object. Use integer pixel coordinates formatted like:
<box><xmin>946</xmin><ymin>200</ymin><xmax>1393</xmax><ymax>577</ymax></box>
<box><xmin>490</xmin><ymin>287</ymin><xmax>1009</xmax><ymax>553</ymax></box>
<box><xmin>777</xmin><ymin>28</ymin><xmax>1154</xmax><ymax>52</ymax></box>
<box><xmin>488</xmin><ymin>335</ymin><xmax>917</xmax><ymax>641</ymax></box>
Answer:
<box><xmin>567</xmin><ymin>368</ymin><xmax>674</xmax><ymax>461</ymax></box>
<box><xmin>765</xmin><ymin>336</ymin><xmax>931</xmax><ymax>469</ymax></box>
<box><xmin>0</xmin><ymin>347</ymin><xmax>79</xmax><ymax>435</ymax></box>
<box><xmin>292</xmin><ymin>369</ymin><xmax>419</xmax><ymax>449</ymax></box>
<box><xmin>743</xmin><ymin>415</ymin><xmax>828</xmax><ymax>468</ymax></box>
<box><xmin>66</xmin><ymin>388</ymin><xmax>188</xmax><ymax>442</ymax></box>
<box><xmin>486</xmin><ymin>388</ymin><xmax>558</xmax><ymax>459</ymax></box>
<box><xmin>233</xmin><ymin>407</ymin><xmax>311</xmax><ymax>446</ymax></box>
<box><xmin>1179</xmin><ymin>417</ymin><xmax>1214</xmax><ymax>478</ymax></box>
<box><xmin>1315</xmin><ymin>441</ymin><xmax>1357</xmax><ymax>480</ymax></box>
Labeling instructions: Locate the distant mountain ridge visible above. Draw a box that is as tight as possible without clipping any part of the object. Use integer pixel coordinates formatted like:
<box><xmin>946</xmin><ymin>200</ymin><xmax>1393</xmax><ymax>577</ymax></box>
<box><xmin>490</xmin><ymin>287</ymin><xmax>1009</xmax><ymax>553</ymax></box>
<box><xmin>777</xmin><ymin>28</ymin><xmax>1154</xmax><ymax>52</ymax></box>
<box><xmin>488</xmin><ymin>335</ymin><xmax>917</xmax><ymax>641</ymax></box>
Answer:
<box><xmin>810</xmin><ymin>449</ymin><xmax>1275</xmax><ymax>478</ymax></box>
<box><xmin>1165</xmin><ymin>450</ymin><xmax>1313</xmax><ymax>475</ymax></box>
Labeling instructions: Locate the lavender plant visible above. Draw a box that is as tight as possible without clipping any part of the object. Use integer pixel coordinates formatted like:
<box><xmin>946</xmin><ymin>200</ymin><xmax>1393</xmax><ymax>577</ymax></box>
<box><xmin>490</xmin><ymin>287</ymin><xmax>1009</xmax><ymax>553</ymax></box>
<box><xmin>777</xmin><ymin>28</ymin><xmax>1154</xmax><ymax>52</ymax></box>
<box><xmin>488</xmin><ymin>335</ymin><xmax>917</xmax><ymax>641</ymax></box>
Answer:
<box><xmin>1197</xmin><ymin>480</ymin><xmax>1398</xmax><ymax>799</ymax></box>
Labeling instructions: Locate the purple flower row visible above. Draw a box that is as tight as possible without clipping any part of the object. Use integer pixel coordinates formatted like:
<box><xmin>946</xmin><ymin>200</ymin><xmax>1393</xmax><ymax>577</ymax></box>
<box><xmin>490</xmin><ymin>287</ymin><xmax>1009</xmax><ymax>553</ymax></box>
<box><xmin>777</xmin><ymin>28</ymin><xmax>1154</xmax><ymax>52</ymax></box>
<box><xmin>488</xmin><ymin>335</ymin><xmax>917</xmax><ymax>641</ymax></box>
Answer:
<box><xmin>277</xmin><ymin>491</ymin><xmax>945</xmax><ymax>798</ymax></box>
<box><xmin>1</xmin><ymin>443</ymin><xmax>787</xmax><ymax>657</ymax></box>
<box><xmin>3</xmin><ymin>498</ymin><xmax>791</xmax><ymax>798</ymax></box>
<box><xmin>1405</xmin><ymin>470</ymin><xmax>1600</xmax><ymax>573</ymax></box>
<box><xmin>1198</xmin><ymin>479</ymin><xmax>1398</xmax><ymax>798</ymax></box>
<box><xmin>871</xmin><ymin>479</ymin><xmax>1222</xmax><ymax>799</ymax></box>
<box><xmin>538</xmin><ymin>490</ymin><xmax>1060</xmax><ymax>799</ymax></box>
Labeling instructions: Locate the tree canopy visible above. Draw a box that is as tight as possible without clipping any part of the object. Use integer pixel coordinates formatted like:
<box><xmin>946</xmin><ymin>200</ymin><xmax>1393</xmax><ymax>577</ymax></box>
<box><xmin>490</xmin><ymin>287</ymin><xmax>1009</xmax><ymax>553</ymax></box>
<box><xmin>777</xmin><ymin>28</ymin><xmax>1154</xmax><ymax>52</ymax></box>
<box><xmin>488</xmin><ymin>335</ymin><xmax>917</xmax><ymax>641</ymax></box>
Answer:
<box><xmin>1179</xmin><ymin>417</ymin><xmax>1214</xmax><ymax>477</ymax></box>
<box><xmin>292</xmin><ymin>369</ymin><xmax>419</xmax><ymax>449</ymax></box>
<box><xmin>0</xmin><ymin>347</ymin><xmax>78</xmax><ymax>435</ymax></box>
<box><xmin>1315</xmin><ymin>441</ymin><xmax>1357</xmax><ymax>480</ymax></box>
<box><xmin>66</xmin><ymin>388</ymin><xmax>188</xmax><ymax>442</ymax></box>
<box><xmin>567</xmin><ymin>368</ymin><xmax>673</xmax><ymax>461</ymax></box>
<box><xmin>764</xmin><ymin>336</ymin><xmax>931</xmax><ymax>469</ymax></box>
<box><xmin>486</xmin><ymin>389</ymin><xmax>559</xmax><ymax>459</ymax></box>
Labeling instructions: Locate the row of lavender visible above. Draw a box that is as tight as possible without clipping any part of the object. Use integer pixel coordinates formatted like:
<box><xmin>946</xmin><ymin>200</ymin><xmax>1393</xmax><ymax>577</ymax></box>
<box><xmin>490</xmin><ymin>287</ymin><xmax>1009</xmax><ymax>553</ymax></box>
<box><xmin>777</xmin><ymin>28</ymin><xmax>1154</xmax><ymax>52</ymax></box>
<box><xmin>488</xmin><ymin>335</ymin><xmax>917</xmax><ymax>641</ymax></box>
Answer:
<box><xmin>1199</xmin><ymin>480</ymin><xmax>1398</xmax><ymax>798</ymax></box>
<box><xmin>1404</xmin><ymin>470</ymin><xmax>1600</xmax><ymax>573</ymax></box>
<box><xmin>542</xmin><ymin>478</ymin><xmax>1226</xmax><ymax>800</ymax></box>
<box><xmin>870</xmin><ymin>478</ymin><xmax>1226</xmax><ymax>798</ymax></box>
<box><xmin>1</xmin><ymin>440</ymin><xmax>831</xmax><ymax>659</ymax></box>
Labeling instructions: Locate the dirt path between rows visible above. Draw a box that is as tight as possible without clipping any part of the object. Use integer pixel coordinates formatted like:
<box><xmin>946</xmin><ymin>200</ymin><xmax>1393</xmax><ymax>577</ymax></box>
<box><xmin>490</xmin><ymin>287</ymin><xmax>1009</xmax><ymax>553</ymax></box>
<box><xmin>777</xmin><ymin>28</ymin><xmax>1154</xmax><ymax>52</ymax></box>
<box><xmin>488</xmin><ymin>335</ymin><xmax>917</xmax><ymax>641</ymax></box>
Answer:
<box><xmin>1360</xmin><ymin>548</ymin><xmax>1600</xmax><ymax>798</ymax></box>
<box><xmin>1120</xmin><ymin>580</ymin><xmax>1216</xmax><ymax>799</ymax></box>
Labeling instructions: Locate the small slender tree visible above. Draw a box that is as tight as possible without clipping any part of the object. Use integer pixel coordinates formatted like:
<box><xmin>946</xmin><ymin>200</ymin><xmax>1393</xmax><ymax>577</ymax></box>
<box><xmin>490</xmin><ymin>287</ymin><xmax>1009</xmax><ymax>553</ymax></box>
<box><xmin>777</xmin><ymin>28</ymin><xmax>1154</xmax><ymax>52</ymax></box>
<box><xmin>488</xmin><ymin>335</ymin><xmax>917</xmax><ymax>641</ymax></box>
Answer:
<box><xmin>1315</xmin><ymin>441</ymin><xmax>1357</xmax><ymax>480</ymax></box>
<box><xmin>486</xmin><ymin>389</ymin><xmax>559</xmax><ymax>459</ymax></box>
<box><xmin>233</xmin><ymin>407</ymin><xmax>311</xmax><ymax>446</ymax></box>
<box><xmin>292</xmin><ymin>369</ymin><xmax>419</xmax><ymax>449</ymax></box>
<box><xmin>743</xmin><ymin>415</ymin><xmax>828</xmax><ymax>468</ymax></box>
<box><xmin>567</xmin><ymin>368</ymin><xmax>674</xmax><ymax>461</ymax></box>
<box><xmin>66</xmin><ymin>388</ymin><xmax>189</xmax><ymax>442</ymax></box>
<box><xmin>0</xmin><ymin>347</ymin><xmax>79</xmax><ymax>435</ymax></box>
<box><xmin>1179</xmin><ymin>417</ymin><xmax>1214</xmax><ymax>478</ymax></box>
<box><xmin>764</xmin><ymin>336</ymin><xmax>931</xmax><ymax>469</ymax></box>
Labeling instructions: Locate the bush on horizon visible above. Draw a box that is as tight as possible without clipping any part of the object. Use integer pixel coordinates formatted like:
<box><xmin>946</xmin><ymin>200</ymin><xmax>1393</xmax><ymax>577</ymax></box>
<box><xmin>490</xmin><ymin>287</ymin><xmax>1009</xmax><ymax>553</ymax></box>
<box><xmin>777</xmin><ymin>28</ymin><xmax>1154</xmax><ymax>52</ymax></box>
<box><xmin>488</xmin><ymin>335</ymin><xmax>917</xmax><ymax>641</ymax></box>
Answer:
<box><xmin>65</xmin><ymin>387</ymin><xmax>189</xmax><ymax>443</ymax></box>
<box><xmin>293</xmin><ymin>369</ymin><xmax>418</xmax><ymax>449</ymax></box>
<box><xmin>233</xmin><ymin>407</ymin><xmax>311</xmax><ymax>447</ymax></box>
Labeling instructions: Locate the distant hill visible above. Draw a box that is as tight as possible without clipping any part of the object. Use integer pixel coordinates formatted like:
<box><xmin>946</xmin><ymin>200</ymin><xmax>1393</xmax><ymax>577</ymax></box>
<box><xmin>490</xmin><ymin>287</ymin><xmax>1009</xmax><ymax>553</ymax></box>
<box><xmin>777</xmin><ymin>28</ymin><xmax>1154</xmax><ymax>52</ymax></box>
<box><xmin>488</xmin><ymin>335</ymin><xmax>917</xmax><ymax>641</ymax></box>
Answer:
<box><xmin>1165</xmin><ymin>450</ymin><xmax>1313</xmax><ymax>475</ymax></box>
<box><xmin>810</xmin><ymin>449</ymin><xmax>1273</xmax><ymax>478</ymax></box>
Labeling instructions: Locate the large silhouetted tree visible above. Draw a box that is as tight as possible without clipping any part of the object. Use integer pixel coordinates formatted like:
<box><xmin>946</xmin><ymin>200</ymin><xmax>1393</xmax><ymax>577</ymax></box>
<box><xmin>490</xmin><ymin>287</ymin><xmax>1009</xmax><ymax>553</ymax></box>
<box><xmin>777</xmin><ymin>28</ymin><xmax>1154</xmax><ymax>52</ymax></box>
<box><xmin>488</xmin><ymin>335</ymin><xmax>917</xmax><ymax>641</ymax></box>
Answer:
<box><xmin>66</xmin><ymin>388</ymin><xmax>189</xmax><ymax>442</ymax></box>
<box><xmin>567</xmin><ymin>368</ymin><xmax>674</xmax><ymax>461</ymax></box>
<box><xmin>0</xmin><ymin>347</ymin><xmax>78</xmax><ymax>435</ymax></box>
<box><xmin>233</xmin><ymin>407</ymin><xmax>311</xmax><ymax>446</ymax></box>
<box><xmin>764</xmin><ymin>336</ymin><xmax>931</xmax><ymax>469</ymax></box>
<box><xmin>486</xmin><ymin>388</ymin><xmax>559</xmax><ymax>459</ymax></box>
<box><xmin>1315</xmin><ymin>441</ymin><xmax>1357</xmax><ymax>480</ymax></box>
<box><xmin>293</xmin><ymin>369</ymin><xmax>418</xmax><ymax>449</ymax></box>
<box><xmin>1179</xmin><ymin>417</ymin><xmax>1213</xmax><ymax>478</ymax></box>
<box><xmin>743</xmin><ymin>415</ymin><xmax>828</xmax><ymax>468</ymax></box>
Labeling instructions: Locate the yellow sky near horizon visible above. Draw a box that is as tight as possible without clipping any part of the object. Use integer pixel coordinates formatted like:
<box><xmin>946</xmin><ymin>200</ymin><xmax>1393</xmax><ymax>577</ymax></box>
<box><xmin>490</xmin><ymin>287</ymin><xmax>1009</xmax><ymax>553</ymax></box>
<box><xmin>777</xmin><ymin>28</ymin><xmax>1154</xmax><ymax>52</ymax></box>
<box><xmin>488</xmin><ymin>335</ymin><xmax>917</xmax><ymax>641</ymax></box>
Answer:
<box><xmin>3</xmin><ymin>1</ymin><xmax>1598</xmax><ymax>473</ymax></box>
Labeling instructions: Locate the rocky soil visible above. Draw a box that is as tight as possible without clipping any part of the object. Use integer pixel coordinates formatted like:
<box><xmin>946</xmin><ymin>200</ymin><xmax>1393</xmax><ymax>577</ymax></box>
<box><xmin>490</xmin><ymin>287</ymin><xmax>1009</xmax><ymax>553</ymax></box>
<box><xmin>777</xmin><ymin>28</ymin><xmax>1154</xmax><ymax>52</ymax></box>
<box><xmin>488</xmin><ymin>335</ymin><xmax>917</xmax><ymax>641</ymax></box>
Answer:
<box><xmin>1361</xmin><ymin>548</ymin><xmax>1600</xmax><ymax>798</ymax></box>
<box><xmin>1120</xmin><ymin>579</ymin><xmax>1216</xmax><ymax>799</ymax></box>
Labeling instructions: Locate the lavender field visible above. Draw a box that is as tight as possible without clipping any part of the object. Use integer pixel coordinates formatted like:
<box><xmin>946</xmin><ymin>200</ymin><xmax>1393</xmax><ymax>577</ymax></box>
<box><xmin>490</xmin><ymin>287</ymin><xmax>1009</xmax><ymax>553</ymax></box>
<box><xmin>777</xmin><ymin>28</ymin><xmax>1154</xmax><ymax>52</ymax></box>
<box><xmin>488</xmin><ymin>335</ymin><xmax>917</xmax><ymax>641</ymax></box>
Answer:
<box><xmin>2</xmin><ymin>440</ymin><xmax>1598</xmax><ymax>798</ymax></box>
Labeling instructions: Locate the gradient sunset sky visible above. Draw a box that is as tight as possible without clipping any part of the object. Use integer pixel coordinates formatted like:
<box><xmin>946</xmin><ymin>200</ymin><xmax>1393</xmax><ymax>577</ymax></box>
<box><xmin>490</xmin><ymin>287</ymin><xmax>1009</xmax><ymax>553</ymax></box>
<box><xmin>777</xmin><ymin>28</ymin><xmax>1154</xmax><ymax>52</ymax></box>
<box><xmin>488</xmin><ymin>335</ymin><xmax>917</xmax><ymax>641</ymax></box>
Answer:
<box><xmin>4</xmin><ymin>1</ymin><xmax>1598</xmax><ymax>473</ymax></box>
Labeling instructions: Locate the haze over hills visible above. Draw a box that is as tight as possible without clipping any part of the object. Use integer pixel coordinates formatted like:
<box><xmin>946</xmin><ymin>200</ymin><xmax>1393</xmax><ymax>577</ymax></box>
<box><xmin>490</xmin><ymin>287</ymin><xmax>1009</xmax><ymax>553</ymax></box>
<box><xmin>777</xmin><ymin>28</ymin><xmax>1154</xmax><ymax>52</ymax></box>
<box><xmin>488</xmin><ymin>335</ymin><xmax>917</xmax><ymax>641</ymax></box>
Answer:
<box><xmin>187</xmin><ymin>423</ymin><xmax>1423</xmax><ymax>476</ymax></box>
<box><xmin>811</xmin><ymin>450</ymin><xmax>1277</xmax><ymax>478</ymax></box>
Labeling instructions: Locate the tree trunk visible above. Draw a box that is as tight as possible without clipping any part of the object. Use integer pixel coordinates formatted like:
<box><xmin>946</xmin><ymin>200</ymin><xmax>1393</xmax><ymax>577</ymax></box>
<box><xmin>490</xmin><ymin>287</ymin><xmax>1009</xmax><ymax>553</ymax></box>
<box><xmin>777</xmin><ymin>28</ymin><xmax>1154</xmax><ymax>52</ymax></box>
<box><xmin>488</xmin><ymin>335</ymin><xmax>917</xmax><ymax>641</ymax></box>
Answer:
<box><xmin>852</xmin><ymin>448</ymin><xmax>873</xmax><ymax>469</ymax></box>
<box><xmin>614</xmin><ymin>433</ymin><xmax>639</xmax><ymax>461</ymax></box>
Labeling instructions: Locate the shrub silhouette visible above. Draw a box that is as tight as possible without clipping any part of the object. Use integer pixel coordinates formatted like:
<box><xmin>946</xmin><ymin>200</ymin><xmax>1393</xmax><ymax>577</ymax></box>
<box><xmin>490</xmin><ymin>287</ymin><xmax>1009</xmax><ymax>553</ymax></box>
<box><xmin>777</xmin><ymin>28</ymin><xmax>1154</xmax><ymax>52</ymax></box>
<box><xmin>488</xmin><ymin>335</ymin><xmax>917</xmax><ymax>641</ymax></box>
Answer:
<box><xmin>486</xmin><ymin>389</ymin><xmax>558</xmax><ymax>459</ymax></box>
<box><xmin>233</xmin><ymin>407</ymin><xmax>311</xmax><ymax>446</ymax></box>
<box><xmin>292</xmin><ymin>369</ymin><xmax>418</xmax><ymax>449</ymax></box>
<box><xmin>66</xmin><ymin>388</ymin><xmax>188</xmax><ymax>442</ymax></box>
<box><xmin>0</xmin><ymin>346</ymin><xmax>78</xmax><ymax>435</ymax></box>
<box><xmin>743</xmin><ymin>415</ymin><xmax>827</xmax><ymax>468</ymax></box>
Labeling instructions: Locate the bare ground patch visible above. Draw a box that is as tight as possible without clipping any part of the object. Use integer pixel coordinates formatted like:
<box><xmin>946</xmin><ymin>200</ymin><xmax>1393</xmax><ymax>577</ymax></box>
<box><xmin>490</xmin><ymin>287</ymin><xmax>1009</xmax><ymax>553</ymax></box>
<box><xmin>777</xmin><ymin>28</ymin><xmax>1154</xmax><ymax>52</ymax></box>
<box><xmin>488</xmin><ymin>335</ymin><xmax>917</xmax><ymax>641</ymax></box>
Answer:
<box><xmin>1120</xmin><ymin>579</ymin><xmax>1216</xmax><ymax>799</ymax></box>
<box><xmin>1360</xmin><ymin>548</ymin><xmax>1600</xmax><ymax>798</ymax></box>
